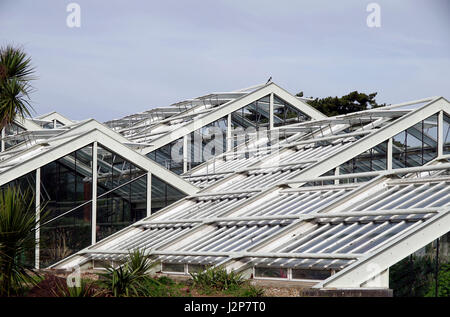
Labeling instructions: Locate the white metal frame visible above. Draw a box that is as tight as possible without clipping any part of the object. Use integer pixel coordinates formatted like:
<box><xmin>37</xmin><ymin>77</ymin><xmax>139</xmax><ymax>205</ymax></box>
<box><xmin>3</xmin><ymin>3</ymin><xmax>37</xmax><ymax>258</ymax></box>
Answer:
<box><xmin>15</xmin><ymin>91</ymin><xmax>450</xmax><ymax>291</ymax></box>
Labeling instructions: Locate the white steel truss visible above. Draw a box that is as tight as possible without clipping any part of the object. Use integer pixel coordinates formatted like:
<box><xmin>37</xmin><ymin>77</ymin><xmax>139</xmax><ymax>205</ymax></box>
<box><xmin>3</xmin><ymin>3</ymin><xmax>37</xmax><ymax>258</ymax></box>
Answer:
<box><xmin>2</xmin><ymin>84</ymin><xmax>449</xmax><ymax>291</ymax></box>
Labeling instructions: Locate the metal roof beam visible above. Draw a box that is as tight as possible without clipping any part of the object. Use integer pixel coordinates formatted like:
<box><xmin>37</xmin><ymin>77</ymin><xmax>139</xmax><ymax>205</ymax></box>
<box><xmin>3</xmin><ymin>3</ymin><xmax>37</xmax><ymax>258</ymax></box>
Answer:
<box><xmin>79</xmin><ymin>249</ymin><xmax>364</xmax><ymax>260</ymax></box>
<box><xmin>135</xmin><ymin>208</ymin><xmax>439</xmax><ymax>225</ymax></box>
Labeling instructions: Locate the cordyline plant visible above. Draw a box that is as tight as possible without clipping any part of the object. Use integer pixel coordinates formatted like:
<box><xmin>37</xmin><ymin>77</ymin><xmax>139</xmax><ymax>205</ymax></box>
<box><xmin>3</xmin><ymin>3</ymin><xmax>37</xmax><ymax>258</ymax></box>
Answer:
<box><xmin>0</xmin><ymin>45</ymin><xmax>36</xmax><ymax>129</ymax></box>
<box><xmin>0</xmin><ymin>187</ymin><xmax>42</xmax><ymax>296</ymax></box>
<box><xmin>99</xmin><ymin>249</ymin><xmax>157</xmax><ymax>297</ymax></box>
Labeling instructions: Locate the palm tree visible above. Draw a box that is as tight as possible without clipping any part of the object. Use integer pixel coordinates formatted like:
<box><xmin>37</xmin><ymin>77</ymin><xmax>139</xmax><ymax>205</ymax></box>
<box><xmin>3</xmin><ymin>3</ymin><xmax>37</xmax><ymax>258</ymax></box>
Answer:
<box><xmin>0</xmin><ymin>45</ymin><xmax>36</xmax><ymax>130</ymax></box>
<box><xmin>0</xmin><ymin>187</ymin><xmax>38</xmax><ymax>296</ymax></box>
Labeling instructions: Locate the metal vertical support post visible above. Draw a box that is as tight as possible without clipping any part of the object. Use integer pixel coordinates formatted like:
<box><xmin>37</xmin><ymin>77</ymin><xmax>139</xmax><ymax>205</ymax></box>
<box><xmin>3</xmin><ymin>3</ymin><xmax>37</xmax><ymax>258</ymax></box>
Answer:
<box><xmin>1</xmin><ymin>128</ymin><xmax>5</xmax><ymax>152</ymax></box>
<box><xmin>227</xmin><ymin>113</ymin><xmax>232</xmax><ymax>152</ymax></box>
<box><xmin>147</xmin><ymin>172</ymin><xmax>152</xmax><ymax>217</ymax></box>
<box><xmin>387</xmin><ymin>138</ymin><xmax>393</xmax><ymax>170</ymax></box>
<box><xmin>334</xmin><ymin>167</ymin><xmax>340</xmax><ymax>185</ymax></box>
<box><xmin>92</xmin><ymin>142</ymin><xmax>98</xmax><ymax>245</ymax></box>
<box><xmin>183</xmin><ymin>135</ymin><xmax>188</xmax><ymax>173</ymax></box>
<box><xmin>35</xmin><ymin>168</ymin><xmax>41</xmax><ymax>269</ymax></box>
<box><xmin>269</xmin><ymin>93</ymin><xmax>274</xmax><ymax>130</ymax></box>
<box><xmin>438</xmin><ymin>111</ymin><xmax>443</xmax><ymax>157</ymax></box>
<box><xmin>435</xmin><ymin>238</ymin><xmax>440</xmax><ymax>297</ymax></box>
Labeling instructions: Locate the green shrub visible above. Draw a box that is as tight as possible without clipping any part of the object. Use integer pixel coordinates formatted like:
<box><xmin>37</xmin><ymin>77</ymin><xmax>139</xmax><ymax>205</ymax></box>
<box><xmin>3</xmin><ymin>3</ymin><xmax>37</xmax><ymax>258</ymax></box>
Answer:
<box><xmin>156</xmin><ymin>275</ymin><xmax>175</xmax><ymax>286</ymax></box>
<box><xmin>99</xmin><ymin>249</ymin><xmax>156</xmax><ymax>297</ymax></box>
<box><xmin>100</xmin><ymin>264</ymin><xmax>141</xmax><ymax>297</ymax></box>
<box><xmin>127</xmin><ymin>248</ymin><xmax>155</xmax><ymax>276</ymax></box>
<box><xmin>0</xmin><ymin>187</ymin><xmax>46</xmax><ymax>296</ymax></box>
<box><xmin>390</xmin><ymin>256</ymin><xmax>435</xmax><ymax>297</ymax></box>
<box><xmin>190</xmin><ymin>266</ymin><xmax>244</xmax><ymax>291</ymax></box>
<box><xmin>136</xmin><ymin>276</ymin><xmax>187</xmax><ymax>297</ymax></box>
<box><xmin>425</xmin><ymin>263</ymin><xmax>450</xmax><ymax>297</ymax></box>
<box><xmin>52</xmin><ymin>278</ymin><xmax>100</xmax><ymax>297</ymax></box>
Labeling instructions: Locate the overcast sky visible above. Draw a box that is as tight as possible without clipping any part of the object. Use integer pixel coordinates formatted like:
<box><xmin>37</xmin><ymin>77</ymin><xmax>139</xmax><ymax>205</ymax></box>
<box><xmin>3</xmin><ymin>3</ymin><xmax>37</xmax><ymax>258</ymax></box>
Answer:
<box><xmin>1</xmin><ymin>0</ymin><xmax>449</xmax><ymax>122</ymax></box>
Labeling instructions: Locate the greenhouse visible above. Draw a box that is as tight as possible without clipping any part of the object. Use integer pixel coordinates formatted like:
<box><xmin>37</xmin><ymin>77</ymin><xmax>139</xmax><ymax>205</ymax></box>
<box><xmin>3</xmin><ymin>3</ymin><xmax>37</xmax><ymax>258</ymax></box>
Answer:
<box><xmin>0</xmin><ymin>118</ymin><xmax>198</xmax><ymax>268</ymax></box>
<box><xmin>1</xmin><ymin>82</ymin><xmax>449</xmax><ymax>291</ymax></box>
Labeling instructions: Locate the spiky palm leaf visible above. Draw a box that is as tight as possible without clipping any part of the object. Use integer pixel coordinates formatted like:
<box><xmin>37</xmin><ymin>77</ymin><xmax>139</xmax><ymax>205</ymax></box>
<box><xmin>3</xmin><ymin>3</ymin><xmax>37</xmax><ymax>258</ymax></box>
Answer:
<box><xmin>0</xmin><ymin>187</ymin><xmax>39</xmax><ymax>296</ymax></box>
<box><xmin>99</xmin><ymin>249</ymin><xmax>156</xmax><ymax>297</ymax></box>
<box><xmin>0</xmin><ymin>45</ymin><xmax>36</xmax><ymax>129</ymax></box>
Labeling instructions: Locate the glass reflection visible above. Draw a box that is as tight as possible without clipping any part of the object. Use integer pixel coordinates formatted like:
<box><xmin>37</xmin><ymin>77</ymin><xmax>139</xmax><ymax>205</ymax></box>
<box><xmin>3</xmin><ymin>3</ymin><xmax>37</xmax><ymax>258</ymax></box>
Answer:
<box><xmin>151</xmin><ymin>175</ymin><xmax>186</xmax><ymax>214</ymax></box>
<box><xmin>392</xmin><ymin>114</ymin><xmax>438</xmax><ymax>168</ymax></box>
<box><xmin>96</xmin><ymin>175</ymin><xmax>147</xmax><ymax>241</ymax></box>
<box><xmin>39</xmin><ymin>145</ymin><xmax>93</xmax><ymax>267</ymax></box>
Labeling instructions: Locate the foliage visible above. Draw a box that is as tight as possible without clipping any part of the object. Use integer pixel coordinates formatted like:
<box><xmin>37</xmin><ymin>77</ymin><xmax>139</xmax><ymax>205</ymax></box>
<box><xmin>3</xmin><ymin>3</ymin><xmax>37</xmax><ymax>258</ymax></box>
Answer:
<box><xmin>0</xmin><ymin>187</ymin><xmax>43</xmax><ymax>296</ymax></box>
<box><xmin>0</xmin><ymin>45</ymin><xmax>35</xmax><ymax>129</ymax></box>
<box><xmin>425</xmin><ymin>262</ymin><xmax>450</xmax><ymax>297</ymax></box>
<box><xmin>127</xmin><ymin>248</ymin><xmax>155</xmax><ymax>276</ymax></box>
<box><xmin>190</xmin><ymin>266</ymin><xmax>245</xmax><ymax>291</ymax></box>
<box><xmin>52</xmin><ymin>278</ymin><xmax>100</xmax><ymax>297</ymax></box>
<box><xmin>39</xmin><ymin>217</ymin><xmax>91</xmax><ymax>267</ymax></box>
<box><xmin>99</xmin><ymin>250</ymin><xmax>192</xmax><ymax>297</ymax></box>
<box><xmin>189</xmin><ymin>266</ymin><xmax>263</xmax><ymax>297</ymax></box>
<box><xmin>297</xmin><ymin>90</ymin><xmax>386</xmax><ymax>117</ymax></box>
<box><xmin>100</xmin><ymin>263</ymin><xmax>141</xmax><ymax>297</ymax></box>
<box><xmin>390</xmin><ymin>255</ymin><xmax>440</xmax><ymax>297</ymax></box>
<box><xmin>136</xmin><ymin>276</ymin><xmax>188</xmax><ymax>297</ymax></box>
<box><xmin>99</xmin><ymin>248</ymin><xmax>156</xmax><ymax>297</ymax></box>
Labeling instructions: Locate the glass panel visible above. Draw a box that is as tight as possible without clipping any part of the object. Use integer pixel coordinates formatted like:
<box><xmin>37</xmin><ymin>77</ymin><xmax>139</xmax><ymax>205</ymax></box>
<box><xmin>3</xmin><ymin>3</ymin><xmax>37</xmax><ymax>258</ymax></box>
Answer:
<box><xmin>443</xmin><ymin>113</ymin><xmax>450</xmax><ymax>155</ymax></box>
<box><xmin>231</xmin><ymin>96</ymin><xmax>270</xmax><ymax>130</ymax></box>
<box><xmin>40</xmin><ymin>145</ymin><xmax>93</xmax><ymax>226</ymax></box>
<box><xmin>305</xmin><ymin>169</ymin><xmax>335</xmax><ymax>186</ymax></box>
<box><xmin>392</xmin><ymin>130</ymin><xmax>407</xmax><ymax>168</ymax></box>
<box><xmin>151</xmin><ymin>175</ymin><xmax>186</xmax><ymax>214</ymax></box>
<box><xmin>231</xmin><ymin>96</ymin><xmax>271</xmax><ymax>148</ymax></box>
<box><xmin>42</xmin><ymin>122</ymin><xmax>54</xmax><ymax>129</ymax></box>
<box><xmin>147</xmin><ymin>117</ymin><xmax>227</xmax><ymax>173</ymax></box>
<box><xmin>341</xmin><ymin>141</ymin><xmax>388</xmax><ymax>176</ymax></box>
<box><xmin>39</xmin><ymin>145</ymin><xmax>93</xmax><ymax>267</ymax></box>
<box><xmin>188</xmin><ymin>264</ymin><xmax>209</xmax><ymax>274</ymax></box>
<box><xmin>338</xmin><ymin>141</ymin><xmax>387</xmax><ymax>183</ymax></box>
<box><xmin>273</xmin><ymin>95</ymin><xmax>310</xmax><ymax>127</ymax></box>
<box><xmin>292</xmin><ymin>268</ymin><xmax>332</xmax><ymax>280</ymax></box>
<box><xmin>422</xmin><ymin>114</ymin><xmax>438</xmax><ymax>163</ymax></box>
<box><xmin>0</xmin><ymin>171</ymin><xmax>36</xmax><ymax>196</ymax></box>
<box><xmin>254</xmin><ymin>267</ymin><xmax>288</xmax><ymax>278</ymax></box>
<box><xmin>392</xmin><ymin>114</ymin><xmax>438</xmax><ymax>168</ymax></box>
<box><xmin>148</xmin><ymin>138</ymin><xmax>184</xmax><ymax>174</ymax></box>
<box><xmin>96</xmin><ymin>175</ymin><xmax>147</xmax><ymax>241</ymax></box>
<box><xmin>97</xmin><ymin>145</ymin><xmax>146</xmax><ymax>195</ymax></box>
<box><xmin>3</xmin><ymin>123</ymin><xmax>27</xmax><ymax>150</ymax></box>
<box><xmin>40</xmin><ymin>203</ymin><xmax>92</xmax><ymax>267</ymax></box>
<box><xmin>162</xmin><ymin>262</ymin><xmax>184</xmax><ymax>273</ymax></box>
<box><xmin>187</xmin><ymin>116</ymin><xmax>228</xmax><ymax>169</ymax></box>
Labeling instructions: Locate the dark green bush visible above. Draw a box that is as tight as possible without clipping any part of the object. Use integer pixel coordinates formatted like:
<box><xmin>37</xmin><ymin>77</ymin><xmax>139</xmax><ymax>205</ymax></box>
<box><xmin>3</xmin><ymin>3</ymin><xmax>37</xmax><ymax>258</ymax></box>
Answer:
<box><xmin>190</xmin><ymin>266</ymin><xmax>244</xmax><ymax>291</ymax></box>
<box><xmin>390</xmin><ymin>256</ymin><xmax>434</xmax><ymax>297</ymax></box>
<box><xmin>0</xmin><ymin>187</ymin><xmax>44</xmax><ymax>296</ymax></box>
<box><xmin>52</xmin><ymin>278</ymin><xmax>100</xmax><ymax>297</ymax></box>
<box><xmin>425</xmin><ymin>263</ymin><xmax>450</xmax><ymax>297</ymax></box>
<box><xmin>136</xmin><ymin>276</ymin><xmax>187</xmax><ymax>297</ymax></box>
<box><xmin>390</xmin><ymin>254</ymin><xmax>450</xmax><ymax>297</ymax></box>
<box><xmin>99</xmin><ymin>249</ymin><xmax>156</xmax><ymax>297</ymax></box>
